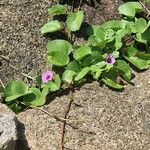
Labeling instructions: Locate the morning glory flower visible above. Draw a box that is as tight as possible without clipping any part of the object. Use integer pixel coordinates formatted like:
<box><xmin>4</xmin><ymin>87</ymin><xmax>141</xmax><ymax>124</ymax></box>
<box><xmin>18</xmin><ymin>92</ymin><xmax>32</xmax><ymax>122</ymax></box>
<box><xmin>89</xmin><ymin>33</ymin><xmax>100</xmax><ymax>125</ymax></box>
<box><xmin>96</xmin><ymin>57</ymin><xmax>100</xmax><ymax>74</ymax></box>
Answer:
<box><xmin>42</xmin><ymin>71</ymin><xmax>54</xmax><ymax>83</ymax></box>
<box><xmin>106</xmin><ymin>54</ymin><xmax>116</xmax><ymax>65</ymax></box>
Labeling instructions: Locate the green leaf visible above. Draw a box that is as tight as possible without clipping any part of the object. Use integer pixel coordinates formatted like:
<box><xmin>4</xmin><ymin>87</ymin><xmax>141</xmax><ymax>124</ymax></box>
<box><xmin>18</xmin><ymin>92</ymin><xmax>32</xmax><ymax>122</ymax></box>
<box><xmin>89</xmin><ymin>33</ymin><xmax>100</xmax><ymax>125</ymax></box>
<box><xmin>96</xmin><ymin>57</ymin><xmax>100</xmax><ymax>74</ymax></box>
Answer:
<box><xmin>47</xmin><ymin>40</ymin><xmax>73</xmax><ymax>66</ymax></box>
<box><xmin>118</xmin><ymin>2</ymin><xmax>142</xmax><ymax>18</ymax></box>
<box><xmin>46</xmin><ymin>82</ymin><xmax>59</xmax><ymax>92</ymax></box>
<box><xmin>47</xmin><ymin>51</ymin><xmax>70</xmax><ymax>66</ymax></box>
<box><xmin>95</xmin><ymin>27</ymin><xmax>105</xmax><ymax>40</ymax></box>
<box><xmin>101</xmin><ymin>68</ymin><xmax>123</xmax><ymax>89</ymax></box>
<box><xmin>47</xmin><ymin>40</ymin><xmax>73</xmax><ymax>55</ymax></box>
<box><xmin>137</xmin><ymin>52</ymin><xmax>150</xmax><ymax>60</ymax></box>
<box><xmin>102</xmin><ymin>78</ymin><xmax>123</xmax><ymax>89</ymax></box>
<box><xmin>41</xmin><ymin>20</ymin><xmax>62</xmax><ymax>34</ymax></box>
<box><xmin>135</xmin><ymin>18</ymin><xmax>148</xmax><ymax>33</ymax></box>
<box><xmin>124</xmin><ymin>47</ymin><xmax>138</xmax><ymax>57</ymax></box>
<box><xmin>62</xmin><ymin>70</ymin><xmax>76</xmax><ymax>84</ymax></box>
<box><xmin>124</xmin><ymin>47</ymin><xmax>150</xmax><ymax>69</ymax></box>
<box><xmin>124</xmin><ymin>56</ymin><xmax>150</xmax><ymax>70</ymax></box>
<box><xmin>116</xmin><ymin>60</ymin><xmax>132</xmax><ymax>81</ymax></box>
<box><xmin>74</xmin><ymin>67</ymin><xmax>90</xmax><ymax>81</ymax></box>
<box><xmin>116</xmin><ymin>29</ymin><xmax>131</xmax><ymax>38</ymax></box>
<box><xmin>48</xmin><ymin>4</ymin><xmax>67</xmax><ymax>15</ymax></box>
<box><xmin>82</xmin><ymin>52</ymin><xmax>104</xmax><ymax>67</ymax></box>
<box><xmin>102</xmin><ymin>20</ymin><xmax>124</xmax><ymax>30</ymax></box>
<box><xmin>148</xmin><ymin>20</ymin><xmax>150</xmax><ymax>27</ymax></box>
<box><xmin>105</xmin><ymin>29</ymin><xmax>115</xmax><ymax>39</ymax></box>
<box><xmin>115</xmin><ymin>36</ymin><xmax>123</xmax><ymax>50</ymax></box>
<box><xmin>141</xmin><ymin>29</ymin><xmax>150</xmax><ymax>41</ymax></box>
<box><xmin>4</xmin><ymin>80</ymin><xmax>29</xmax><ymax>102</ymax></box>
<box><xmin>88</xmin><ymin>27</ymin><xmax>110</xmax><ymax>47</ymax></box>
<box><xmin>66</xmin><ymin>11</ymin><xmax>84</xmax><ymax>31</ymax></box>
<box><xmin>42</xmin><ymin>86</ymin><xmax>49</xmax><ymax>97</ymax></box>
<box><xmin>23</xmin><ymin>88</ymin><xmax>46</xmax><ymax>107</ymax></box>
<box><xmin>86</xmin><ymin>25</ymin><xmax>101</xmax><ymax>37</ymax></box>
<box><xmin>66</xmin><ymin>61</ymin><xmax>81</xmax><ymax>72</ymax></box>
<box><xmin>54</xmin><ymin>74</ymin><xmax>61</xmax><ymax>89</ymax></box>
<box><xmin>73</xmin><ymin>46</ymin><xmax>92</xmax><ymax>61</ymax></box>
<box><xmin>42</xmin><ymin>74</ymin><xmax>61</xmax><ymax>93</ymax></box>
<box><xmin>62</xmin><ymin>61</ymin><xmax>81</xmax><ymax>84</ymax></box>
<box><xmin>136</xmin><ymin>33</ymin><xmax>147</xmax><ymax>44</ymax></box>
<box><xmin>90</xmin><ymin>64</ymin><xmax>105</xmax><ymax>80</ymax></box>
<box><xmin>114</xmin><ymin>28</ymin><xmax>131</xmax><ymax>50</ymax></box>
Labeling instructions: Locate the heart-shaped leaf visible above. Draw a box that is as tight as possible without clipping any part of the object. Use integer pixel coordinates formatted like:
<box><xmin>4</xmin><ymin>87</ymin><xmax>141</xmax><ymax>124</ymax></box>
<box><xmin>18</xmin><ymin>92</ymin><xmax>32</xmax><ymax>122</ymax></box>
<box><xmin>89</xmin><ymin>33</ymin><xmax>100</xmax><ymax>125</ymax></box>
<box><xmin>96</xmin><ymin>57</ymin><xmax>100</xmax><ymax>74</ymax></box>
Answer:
<box><xmin>73</xmin><ymin>46</ymin><xmax>92</xmax><ymax>61</ymax></box>
<box><xmin>4</xmin><ymin>80</ymin><xmax>29</xmax><ymax>102</ymax></box>
<box><xmin>67</xmin><ymin>11</ymin><xmax>84</xmax><ymax>31</ymax></box>
<box><xmin>47</xmin><ymin>40</ymin><xmax>73</xmax><ymax>66</ymax></box>
<box><xmin>41</xmin><ymin>20</ymin><xmax>62</xmax><ymax>34</ymax></box>
<box><xmin>118</xmin><ymin>2</ymin><xmax>142</xmax><ymax>18</ymax></box>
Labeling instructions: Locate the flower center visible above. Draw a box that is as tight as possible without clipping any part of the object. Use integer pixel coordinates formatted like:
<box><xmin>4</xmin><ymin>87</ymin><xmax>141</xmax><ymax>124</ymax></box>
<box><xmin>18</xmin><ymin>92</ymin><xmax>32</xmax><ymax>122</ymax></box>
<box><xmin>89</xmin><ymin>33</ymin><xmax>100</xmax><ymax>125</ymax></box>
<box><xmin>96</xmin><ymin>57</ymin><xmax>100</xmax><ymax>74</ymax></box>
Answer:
<box><xmin>46</xmin><ymin>75</ymin><xmax>51</xmax><ymax>80</ymax></box>
<box><xmin>107</xmin><ymin>57</ymin><xmax>112</xmax><ymax>63</ymax></box>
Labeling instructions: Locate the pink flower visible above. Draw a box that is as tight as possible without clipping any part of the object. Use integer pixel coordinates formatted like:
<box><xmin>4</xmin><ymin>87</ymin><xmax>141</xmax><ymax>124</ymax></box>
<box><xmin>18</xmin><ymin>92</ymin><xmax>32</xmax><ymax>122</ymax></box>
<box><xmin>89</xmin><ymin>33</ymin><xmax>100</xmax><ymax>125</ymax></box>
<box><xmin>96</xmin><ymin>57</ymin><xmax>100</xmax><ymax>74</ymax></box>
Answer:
<box><xmin>106</xmin><ymin>54</ymin><xmax>116</xmax><ymax>65</ymax></box>
<box><xmin>42</xmin><ymin>71</ymin><xmax>53</xmax><ymax>83</ymax></box>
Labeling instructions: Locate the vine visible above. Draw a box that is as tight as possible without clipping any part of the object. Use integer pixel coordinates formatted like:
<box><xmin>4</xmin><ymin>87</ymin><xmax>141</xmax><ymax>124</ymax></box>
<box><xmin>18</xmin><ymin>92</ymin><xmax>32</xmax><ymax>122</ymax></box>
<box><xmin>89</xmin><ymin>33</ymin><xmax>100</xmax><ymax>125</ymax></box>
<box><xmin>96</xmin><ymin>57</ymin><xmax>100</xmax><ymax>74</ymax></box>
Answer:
<box><xmin>0</xmin><ymin>1</ymin><xmax>150</xmax><ymax>114</ymax></box>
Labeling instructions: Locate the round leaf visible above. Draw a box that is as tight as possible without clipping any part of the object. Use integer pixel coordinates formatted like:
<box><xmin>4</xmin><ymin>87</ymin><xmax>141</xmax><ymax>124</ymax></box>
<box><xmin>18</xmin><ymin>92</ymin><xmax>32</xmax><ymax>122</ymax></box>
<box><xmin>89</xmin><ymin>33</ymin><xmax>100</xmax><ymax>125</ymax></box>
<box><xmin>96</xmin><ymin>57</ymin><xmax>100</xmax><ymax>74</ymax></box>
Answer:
<box><xmin>73</xmin><ymin>46</ymin><xmax>92</xmax><ymax>61</ymax></box>
<box><xmin>62</xmin><ymin>70</ymin><xmax>76</xmax><ymax>84</ymax></box>
<box><xmin>135</xmin><ymin>18</ymin><xmax>148</xmax><ymax>33</ymax></box>
<box><xmin>47</xmin><ymin>40</ymin><xmax>73</xmax><ymax>55</ymax></box>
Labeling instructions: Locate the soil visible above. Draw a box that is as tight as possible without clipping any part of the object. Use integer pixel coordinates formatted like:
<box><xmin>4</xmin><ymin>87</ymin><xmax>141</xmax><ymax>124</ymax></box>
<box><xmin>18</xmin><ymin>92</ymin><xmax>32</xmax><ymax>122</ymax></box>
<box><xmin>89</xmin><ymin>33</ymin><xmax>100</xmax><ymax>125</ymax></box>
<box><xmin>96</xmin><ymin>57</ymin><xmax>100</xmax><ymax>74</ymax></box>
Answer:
<box><xmin>1</xmin><ymin>0</ymin><xmax>150</xmax><ymax>150</ymax></box>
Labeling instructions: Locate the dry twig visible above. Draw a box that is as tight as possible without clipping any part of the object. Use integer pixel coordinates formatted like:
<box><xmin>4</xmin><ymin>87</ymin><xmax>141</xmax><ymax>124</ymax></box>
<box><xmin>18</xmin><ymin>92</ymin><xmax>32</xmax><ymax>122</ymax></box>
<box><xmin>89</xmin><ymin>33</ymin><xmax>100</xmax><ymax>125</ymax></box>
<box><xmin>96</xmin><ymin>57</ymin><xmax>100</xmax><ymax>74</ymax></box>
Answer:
<box><xmin>0</xmin><ymin>79</ymin><xmax>5</xmax><ymax>89</ymax></box>
<box><xmin>60</xmin><ymin>88</ymin><xmax>74</xmax><ymax>150</ymax></box>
